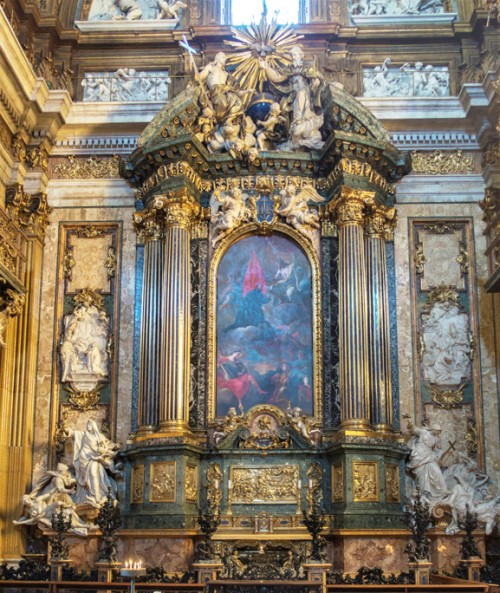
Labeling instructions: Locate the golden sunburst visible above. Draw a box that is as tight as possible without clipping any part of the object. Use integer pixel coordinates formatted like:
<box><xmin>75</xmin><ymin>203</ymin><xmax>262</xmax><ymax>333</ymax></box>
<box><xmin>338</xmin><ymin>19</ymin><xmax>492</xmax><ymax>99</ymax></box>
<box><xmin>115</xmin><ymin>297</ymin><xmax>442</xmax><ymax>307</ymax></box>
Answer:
<box><xmin>225</xmin><ymin>12</ymin><xmax>303</xmax><ymax>96</ymax></box>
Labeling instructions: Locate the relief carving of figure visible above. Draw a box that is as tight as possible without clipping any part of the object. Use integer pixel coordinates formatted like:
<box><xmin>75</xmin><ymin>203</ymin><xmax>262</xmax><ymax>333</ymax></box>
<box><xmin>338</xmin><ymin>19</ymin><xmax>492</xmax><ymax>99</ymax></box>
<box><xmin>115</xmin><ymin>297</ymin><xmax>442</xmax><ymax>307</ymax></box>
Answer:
<box><xmin>60</xmin><ymin>295</ymin><xmax>110</xmax><ymax>385</ymax></box>
<box><xmin>256</xmin><ymin>102</ymin><xmax>287</xmax><ymax>150</ymax></box>
<box><xmin>277</xmin><ymin>182</ymin><xmax>324</xmax><ymax>242</ymax></box>
<box><xmin>285</xmin><ymin>403</ymin><xmax>321</xmax><ymax>445</ymax></box>
<box><xmin>421</xmin><ymin>301</ymin><xmax>470</xmax><ymax>386</ymax></box>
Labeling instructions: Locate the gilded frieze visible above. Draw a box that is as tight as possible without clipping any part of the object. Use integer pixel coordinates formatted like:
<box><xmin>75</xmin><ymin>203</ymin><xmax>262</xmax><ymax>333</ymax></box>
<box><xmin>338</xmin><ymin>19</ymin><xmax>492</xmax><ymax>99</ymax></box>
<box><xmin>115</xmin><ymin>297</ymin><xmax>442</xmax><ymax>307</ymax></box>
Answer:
<box><xmin>385</xmin><ymin>465</ymin><xmax>400</xmax><ymax>503</ymax></box>
<box><xmin>149</xmin><ymin>461</ymin><xmax>176</xmax><ymax>503</ymax></box>
<box><xmin>410</xmin><ymin>150</ymin><xmax>476</xmax><ymax>175</ymax></box>
<box><xmin>352</xmin><ymin>462</ymin><xmax>378</xmax><ymax>502</ymax></box>
<box><xmin>185</xmin><ymin>465</ymin><xmax>198</xmax><ymax>503</ymax></box>
<box><xmin>230</xmin><ymin>466</ymin><xmax>299</xmax><ymax>504</ymax></box>
<box><xmin>131</xmin><ymin>465</ymin><xmax>145</xmax><ymax>504</ymax></box>
<box><xmin>51</xmin><ymin>155</ymin><xmax>120</xmax><ymax>179</ymax></box>
<box><xmin>331</xmin><ymin>463</ymin><xmax>344</xmax><ymax>502</ymax></box>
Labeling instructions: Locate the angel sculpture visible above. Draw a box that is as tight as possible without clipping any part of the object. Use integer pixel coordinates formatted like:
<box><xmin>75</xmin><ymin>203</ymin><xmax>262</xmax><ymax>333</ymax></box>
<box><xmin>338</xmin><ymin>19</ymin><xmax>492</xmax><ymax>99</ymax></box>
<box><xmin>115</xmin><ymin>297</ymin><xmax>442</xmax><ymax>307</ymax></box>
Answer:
<box><xmin>113</xmin><ymin>0</ymin><xmax>143</xmax><ymax>20</ymax></box>
<box><xmin>277</xmin><ymin>183</ymin><xmax>324</xmax><ymax>242</ymax></box>
<box><xmin>156</xmin><ymin>0</ymin><xmax>187</xmax><ymax>20</ymax></box>
<box><xmin>211</xmin><ymin>188</ymin><xmax>255</xmax><ymax>247</ymax></box>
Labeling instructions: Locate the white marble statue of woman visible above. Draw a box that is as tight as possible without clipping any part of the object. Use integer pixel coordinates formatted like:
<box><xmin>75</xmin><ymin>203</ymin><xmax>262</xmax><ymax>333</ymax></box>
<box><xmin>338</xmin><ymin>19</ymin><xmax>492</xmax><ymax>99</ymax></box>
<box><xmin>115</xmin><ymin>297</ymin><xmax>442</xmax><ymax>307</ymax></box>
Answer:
<box><xmin>69</xmin><ymin>420</ymin><xmax>120</xmax><ymax>507</ymax></box>
<box><xmin>407</xmin><ymin>423</ymin><xmax>449</xmax><ymax>506</ymax></box>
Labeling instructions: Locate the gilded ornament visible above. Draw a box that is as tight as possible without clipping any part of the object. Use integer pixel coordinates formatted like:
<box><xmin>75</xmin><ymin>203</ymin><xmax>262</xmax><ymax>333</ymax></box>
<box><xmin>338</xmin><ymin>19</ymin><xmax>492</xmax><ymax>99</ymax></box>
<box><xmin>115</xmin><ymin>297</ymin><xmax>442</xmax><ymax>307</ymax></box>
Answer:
<box><xmin>479</xmin><ymin>188</ymin><xmax>500</xmax><ymax>226</ymax></box>
<box><xmin>52</xmin><ymin>155</ymin><xmax>120</xmax><ymax>180</ymax></box>
<box><xmin>150</xmin><ymin>461</ymin><xmax>176</xmax><ymax>503</ymax></box>
<box><xmin>329</xmin><ymin>186</ymin><xmax>375</xmax><ymax>227</ymax></box>
<box><xmin>155</xmin><ymin>190</ymin><xmax>202</xmax><ymax>229</ymax></box>
<box><xmin>185</xmin><ymin>466</ymin><xmax>198</xmax><ymax>502</ymax></box>
<box><xmin>0</xmin><ymin>207</ymin><xmax>25</xmax><ymax>279</ymax></box>
<box><xmin>75</xmin><ymin>226</ymin><xmax>106</xmax><ymax>239</ymax></box>
<box><xmin>66</xmin><ymin>384</ymin><xmax>102</xmax><ymax>411</ymax></box>
<box><xmin>207</xmin><ymin>463</ymin><xmax>223</xmax><ymax>513</ymax></box>
<box><xmin>53</xmin><ymin>412</ymin><xmax>69</xmax><ymax>457</ymax></box>
<box><xmin>414</xmin><ymin>242</ymin><xmax>426</xmax><ymax>275</ymax></box>
<box><xmin>332</xmin><ymin>464</ymin><xmax>344</xmax><ymax>502</ymax></box>
<box><xmin>365</xmin><ymin>206</ymin><xmax>397</xmax><ymax>239</ymax></box>
<box><xmin>6</xmin><ymin>185</ymin><xmax>52</xmax><ymax>242</ymax></box>
<box><xmin>325</xmin><ymin>159</ymin><xmax>396</xmax><ymax>196</ymax></box>
<box><xmin>465</xmin><ymin>419</ymin><xmax>478</xmax><ymax>457</ymax></box>
<box><xmin>141</xmin><ymin>161</ymin><xmax>205</xmax><ymax>196</ymax></box>
<box><xmin>104</xmin><ymin>247</ymin><xmax>116</xmax><ymax>281</ymax></box>
<box><xmin>1</xmin><ymin>288</ymin><xmax>26</xmax><ymax>317</ymax></box>
<box><xmin>73</xmin><ymin>287</ymin><xmax>105</xmax><ymax>311</ymax></box>
<box><xmin>429</xmin><ymin>383</ymin><xmax>465</xmax><ymax>408</ymax></box>
<box><xmin>456</xmin><ymin>242</ymin><xmax>469</xmax><ymax>274</ymax></box>
<box><xmin>11</xmin><ymin>133</ymin><xmax>27</xmax><ymax>163</ymax></box>
<box><xmin>483</xmin><ymin>140</ymin><xmax>500</xmax><ymax>166</ymax></box>
<box><xmin>26</xmin><ymin>144</ymin><xmax>49</xmax><ymax>172</ymax></box>
<box><xmin>306</xmin><ymin>463</ymin><xmax>323</xmax><ymax>509</ymax></box>
<box><xmin>131</xmin><ymin>465</ymin><xmax>145</xmax><ymax>504</ymax></box>
<box><xmin>63</xmin><ymin>245</ymin><xmax>75</xmax><ymax>281</ymax></box>
<box><xmin>422</xmin><ymin>222</ymin><xmax>458</xmax><ymax>234</ymax></box>
<box><xmin>423</xmin><ymin>285</ymin><xmax>460</xmax><ymax>310</ymax></box>
<box><xmin>385</xmin><ymin>465</ymin><xmax>400</xmax><ymax>503</ymax></box>
<box><xmin>0</xmin><ymin>118</ymin><xmax>12</xmax><ymax>150</ymax></box>
<box><xmin>133</xmin><ymin>204</ymin><xmax>165</xmax><ymax>242</ymax></box>
<box><xmin>230</xmin><ymin>466</ymin><xmax>299</xmax><ymax>504</ymax></box>
<box><xmin>410</xmin><ymin>149</ymin><xmax>475</xmax><ymax>175</ymax></box>
<box><xmin>353</xmin><ymin>462</ymin><xmax>378</xmax><ymax>502</ymax></box>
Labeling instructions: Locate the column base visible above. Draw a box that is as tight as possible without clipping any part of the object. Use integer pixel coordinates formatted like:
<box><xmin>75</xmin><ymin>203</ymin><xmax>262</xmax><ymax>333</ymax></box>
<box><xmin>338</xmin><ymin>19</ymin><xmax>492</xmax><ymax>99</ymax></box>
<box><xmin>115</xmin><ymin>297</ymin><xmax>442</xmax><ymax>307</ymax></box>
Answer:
<box><xmin>157</xmin><ymin>420</ymin><xmax>192</xmax><ymax>437</ymax></box>
<box><xmin>136</xmin><ymin>425</ymin><xmax>156</xmax><ymax>438</ymax></box>
<box><xmin>338</xmin><ymin>419</ymin><xmax>373</xmax><ymax>436</ymax></box>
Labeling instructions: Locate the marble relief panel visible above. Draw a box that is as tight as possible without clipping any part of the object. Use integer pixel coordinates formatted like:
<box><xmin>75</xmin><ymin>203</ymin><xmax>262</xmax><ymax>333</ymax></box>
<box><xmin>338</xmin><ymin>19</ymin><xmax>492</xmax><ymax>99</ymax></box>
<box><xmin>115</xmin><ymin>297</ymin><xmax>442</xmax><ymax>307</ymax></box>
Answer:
<box><xmin>394</xmin><ymin>203</ymin><xmax>497</xmax><ymax>478</ymax></box>
<box><xmin>68</xmin><ymin>233</ymin><xmax>114</xmax><ymax>293</ymax></box>
<box><xmin>33</xmin><ymin>207</ymin><xmax>136</xmax><ymax>482</ymax></box>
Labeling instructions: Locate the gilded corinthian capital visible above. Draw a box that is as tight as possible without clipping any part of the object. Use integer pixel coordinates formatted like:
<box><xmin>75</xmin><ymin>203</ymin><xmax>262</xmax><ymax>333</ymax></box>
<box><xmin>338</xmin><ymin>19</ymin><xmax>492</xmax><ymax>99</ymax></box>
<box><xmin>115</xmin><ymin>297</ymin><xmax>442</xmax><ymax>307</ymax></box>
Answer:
<box><xmin>329</xmin><ymin>186</ymin><xmax>375</xmax><ymax>227</ymax></box>
<box><xmin>365</xmin><ymin>206</ymin><xmax>397</xmax><ymax>240</ymax></box>
<box><xmin>133</xmin><ymin>202</ymin><xmax>166</xmax><ymax>242</ymax></box>
<box><xmin>155</xmin><ymin>189</ymin><xmax>202</xmax><ymax>229</ymax></box>
<box><xmin>6</xmin><ymin>185</ymin><xmax>52</xmax><ymax>243</ymax></box>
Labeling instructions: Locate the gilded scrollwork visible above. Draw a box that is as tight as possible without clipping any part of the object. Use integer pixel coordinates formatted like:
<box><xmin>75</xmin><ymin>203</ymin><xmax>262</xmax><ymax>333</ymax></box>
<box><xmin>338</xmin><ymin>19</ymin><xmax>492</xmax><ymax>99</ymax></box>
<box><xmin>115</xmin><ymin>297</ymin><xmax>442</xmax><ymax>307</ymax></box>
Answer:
<box><xmin>52</xmin><ymin>155</ymin><xmax>120</xmax><ymax>179</ymax></box>
<box><xmin>429</xmin><ymin>383</ymin><xmax>465</xmax><ymax>408</ymax></box>
<box><xmin>185</xmin><ymin>466</ymin><xmax>198</xmax><ymax>502</ymax></box>
<box><xmin>385</xmin><ymin>465</ymin><xmax>400</xmax><ymax>503</ymax></box>
<box><xmin>131</xmin><ymin>465</ymin><xmax>145</xmax><ymax>504</ymax></box>
<box><xmin>104</xmin><ymin>247</ymin><xmax>117</xmax><ymax>280</ymax></box>
<box><xmin>11</xmin><ymin>133</ymin><xmax>27</xmax><ymax>163</ymax></box>
<box><xmin>149</xmin><ymin>461</ymin><xmax>176</xmax><ymax>502</ymax></box>
<box><xmin>75</xmin><ymin>226</ymin><xmax>107</xmax><ymax>239</ymax></box>
<box><xmin>332</xmin><ymin>464</ymin><xmax>344</xmax><ymax>502</ymax></box>
<box><xmin>465</xmin><ymin>418</ymin><xmax>478</xmax><ymax>457</ymax></box>
<box><xmin>410</xmin><ymin>149</ymin><xmax>475</xmax><ymax>175</ymax></box>
<box><xmin>0</xmin><ymin>288</ymin><xmax>26</xmax><ymax>347</ymax></box>
<box><xmin>63</xmin><ymin>245</ymin><xmax>76</xmax><ymax>281</ymax></box>
<box><xmin>66</xmin><ymin>383</ymin><xmax>103</xmax><ymax>411</ymax></box>
<box><xmin>353</xmin><ymin>462</ymin><xmax>378</xmax><ymax>502</ymax></box>
<box><xmin>414</xmin><ymin>242</ymin><xmax>426</xmax><ymax>275</ymax></box>
<box><xmin>422</xmin><ymin>222</ymin><xmax>458</xmax><ymax>234</ymax></box>
<box><xmin>479</xmin><ymin>188</ymin><xmax>500</xmax><ymax>226</ymax></box>
<box><xmin>230</xmin><ymin>466</ymin><xmax>299</xmax><ymax>504</ymax></box>
<box><xmin>306</xmin><ymin>463</ymin><xmax>323</xmax><ymax>509</ymax></box>
<box><xmin>456</xmin><ymin>242</ymin><xmax>469</xmax><ymax>275</ymax></box>
<box><xmin>207</xmin><ymin>463</ymin><xmax>223</xmax><ymax>513</ymax></box>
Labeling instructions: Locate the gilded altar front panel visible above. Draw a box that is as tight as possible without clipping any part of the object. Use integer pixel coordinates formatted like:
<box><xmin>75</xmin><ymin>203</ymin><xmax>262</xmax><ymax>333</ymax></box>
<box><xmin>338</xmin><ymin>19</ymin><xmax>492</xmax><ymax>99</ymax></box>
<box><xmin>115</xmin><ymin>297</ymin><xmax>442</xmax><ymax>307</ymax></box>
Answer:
<box><xmin>352</xmin><ymin>462</ymin><xmax>379</xmax><ymax>502</ymax></box>
<box><xmin>230</xmin><ymin>465</ymin><xmax>299</xmax><ymax>504</ymax></box>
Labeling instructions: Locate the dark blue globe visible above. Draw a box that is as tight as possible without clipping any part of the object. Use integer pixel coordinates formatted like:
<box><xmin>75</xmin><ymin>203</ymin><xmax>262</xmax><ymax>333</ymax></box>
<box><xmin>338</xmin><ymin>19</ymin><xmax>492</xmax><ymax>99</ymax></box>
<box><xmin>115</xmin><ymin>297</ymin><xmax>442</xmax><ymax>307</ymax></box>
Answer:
<box><xmin>247</xmin><ymin>93</ymin><xmax>275</xmax><ymax>123</ymax></box>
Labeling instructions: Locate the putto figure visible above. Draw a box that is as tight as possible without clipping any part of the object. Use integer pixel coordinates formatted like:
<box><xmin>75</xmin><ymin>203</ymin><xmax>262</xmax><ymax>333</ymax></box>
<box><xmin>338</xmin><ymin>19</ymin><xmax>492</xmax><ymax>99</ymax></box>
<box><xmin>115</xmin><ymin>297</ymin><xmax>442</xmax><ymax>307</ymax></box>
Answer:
<box><xmin>277</xmin><ymin>182</ymin><xmax>324</xmax><ymax>242</ymax></box>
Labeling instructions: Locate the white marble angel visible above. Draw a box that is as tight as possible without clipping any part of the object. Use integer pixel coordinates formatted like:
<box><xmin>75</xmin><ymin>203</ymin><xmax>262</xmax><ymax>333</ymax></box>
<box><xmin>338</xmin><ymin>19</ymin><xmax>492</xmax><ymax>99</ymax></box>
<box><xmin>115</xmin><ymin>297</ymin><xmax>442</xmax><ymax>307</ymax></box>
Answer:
<box><xmin>277</xmin><ymin>183</ymin><xmax>324</xmax><ymax>241</ymax></box>
<box><xmin>210</xmin><ymin>188</ymin><xmax>254</xmax><ymax>247</ymax></box>
<box><xmin>156</xmin><ymin>0</ymin><xmax>187</xmax><ymax>20</ymax></box>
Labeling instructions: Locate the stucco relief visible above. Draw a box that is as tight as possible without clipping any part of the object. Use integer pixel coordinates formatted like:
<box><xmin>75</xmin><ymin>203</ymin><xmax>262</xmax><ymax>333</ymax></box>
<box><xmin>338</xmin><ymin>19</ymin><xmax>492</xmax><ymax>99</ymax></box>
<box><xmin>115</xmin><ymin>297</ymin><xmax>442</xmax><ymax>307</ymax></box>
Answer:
<box><xmin>363</xmin><ymin>60</ymin><xmax>449</xmax><ymax>97</ymax></box>
<box><xmin>421</xmin><ymin>300</ymin><xmax>471</xmax><ymax>387</ymax></box>
<box><xmin>82</xmin><ymin>70</ymin><xmax>170</xmax><ymax>102</ymax></box>
<box><xmin>88</xmin><ymin>0</ymin><xmax>186</xmax><ymax>22</ymax></box>
<box><xmin>60</xmin><ymin>289</ymin><xmax>111</xmax><ymax>390</ymax></box>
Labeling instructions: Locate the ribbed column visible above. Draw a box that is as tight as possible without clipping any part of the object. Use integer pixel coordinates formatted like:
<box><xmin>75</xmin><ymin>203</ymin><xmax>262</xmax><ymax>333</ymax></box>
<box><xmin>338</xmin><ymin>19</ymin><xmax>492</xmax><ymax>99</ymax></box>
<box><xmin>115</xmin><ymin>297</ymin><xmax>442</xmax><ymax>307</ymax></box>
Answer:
<box><xmin>331</xmin><ymin>187</ymin><xmax>373</xmax><ymax>431</ymax></box>
<box><xmin>158</xmin><ymin>191</ymin><xmax>200</xmax><ymax>434</ymax></box>
<box><xmin>133</xmin><ymin>204</ymin><xmax>166</xmax><ymax>435</ymax></box>
<box><xmin>365</xmin><ymin>206</ymin><xmax>396</xmax><ymax>431</ymax></box>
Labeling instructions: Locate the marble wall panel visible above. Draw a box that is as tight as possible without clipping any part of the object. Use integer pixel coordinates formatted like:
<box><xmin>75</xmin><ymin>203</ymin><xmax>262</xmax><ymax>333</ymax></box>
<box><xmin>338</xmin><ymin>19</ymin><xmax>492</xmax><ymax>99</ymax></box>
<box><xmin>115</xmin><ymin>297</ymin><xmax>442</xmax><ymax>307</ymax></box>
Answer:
<box><xmin>419</xmin><ymin>228</ymin><xmax>463</xmax><ymax>291</ymax></box>
<box><xmin>394</xmin><ymin>202</ymin><xmax>499</xmax><ymax>476</ymax></box>
<box><xmin>118</xmin><ymin>537</ymin><xmax>194</xmax><ymax>572</ymax></box>
<box><xmin>69</xmin><ymin>234</ymin><xmax>112</xmax><ymax>293</ymax></box>
<box><xmin>33</xmin><ymin>206</ymin><xmax>136</xmax><ymax>483</ymax></box>
<box><xmin>334</xmin><ymin>537</ymin><xmax>408</xmax><ymax>574</ymax></box>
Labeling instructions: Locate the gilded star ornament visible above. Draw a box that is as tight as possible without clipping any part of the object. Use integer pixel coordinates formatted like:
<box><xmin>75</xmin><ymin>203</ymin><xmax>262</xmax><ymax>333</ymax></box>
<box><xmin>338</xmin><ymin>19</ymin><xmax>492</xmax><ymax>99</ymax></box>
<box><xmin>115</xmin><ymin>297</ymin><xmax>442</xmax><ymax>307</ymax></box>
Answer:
<box><xmin>225</xmin><ymin>10</ymin><xmax>303</xmax><ymax>96</ymax></box>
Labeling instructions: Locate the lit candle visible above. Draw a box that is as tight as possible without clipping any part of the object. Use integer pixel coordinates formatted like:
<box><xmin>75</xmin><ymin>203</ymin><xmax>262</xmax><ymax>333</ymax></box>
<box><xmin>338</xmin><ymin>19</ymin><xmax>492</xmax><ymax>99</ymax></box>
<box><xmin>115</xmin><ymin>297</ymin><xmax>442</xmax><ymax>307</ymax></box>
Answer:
<box><xmin>228</xmin><ymin>480</ymin><xmax>232</xmax><ymax>489</ymax></box>
<box><xmin>215</xmin><ymin>479</ymin><xmax>220</xmax><ymax>489</ymax></box>
<box><xmin>309</xmin><ymin>479</ymin><xmax>313</xmax><ymax>489</ymax></box>
<box><xmin>297</xmin><ymin>480</ymin><xmax>302</xmax><ymax>489</ymax></box>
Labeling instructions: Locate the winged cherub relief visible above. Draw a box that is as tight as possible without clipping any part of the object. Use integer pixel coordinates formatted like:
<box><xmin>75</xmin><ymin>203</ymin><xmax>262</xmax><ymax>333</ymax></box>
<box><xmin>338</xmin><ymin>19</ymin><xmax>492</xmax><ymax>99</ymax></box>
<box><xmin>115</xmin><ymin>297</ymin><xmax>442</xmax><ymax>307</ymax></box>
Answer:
<box><xmin>276</xmin><ymin>182</ymin><xmax>324</xmax><ymax>242</ymax></box>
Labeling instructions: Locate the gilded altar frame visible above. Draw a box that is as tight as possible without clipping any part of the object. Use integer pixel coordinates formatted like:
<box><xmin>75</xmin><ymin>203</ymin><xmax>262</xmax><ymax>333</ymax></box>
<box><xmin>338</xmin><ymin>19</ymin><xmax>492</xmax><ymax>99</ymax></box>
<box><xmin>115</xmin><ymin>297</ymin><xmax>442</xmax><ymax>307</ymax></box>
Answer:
<box><xmin>207</xmin><ymin>221</ymin><xmax>323</xmax><ymax>422</ymax></box>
